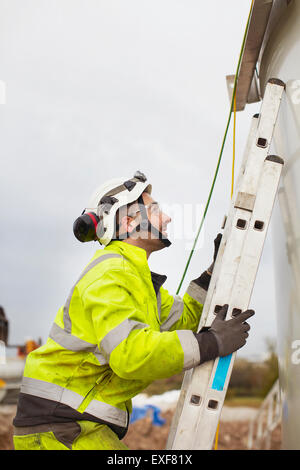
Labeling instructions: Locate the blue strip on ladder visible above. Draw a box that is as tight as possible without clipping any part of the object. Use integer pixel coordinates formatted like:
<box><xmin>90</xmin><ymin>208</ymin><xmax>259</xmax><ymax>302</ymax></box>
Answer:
<box><xmin>211</xmin><ymin>354</ymin><xmax>232</xmax><ymax>391</ymax></box>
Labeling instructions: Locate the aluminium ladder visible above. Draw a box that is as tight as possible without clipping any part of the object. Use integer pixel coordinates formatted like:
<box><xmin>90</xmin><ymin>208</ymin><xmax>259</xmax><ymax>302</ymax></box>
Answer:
<box><xmin>166</xmin><ymin>78</ymin><xmax>285</xmax><ymax>450</ymax></box>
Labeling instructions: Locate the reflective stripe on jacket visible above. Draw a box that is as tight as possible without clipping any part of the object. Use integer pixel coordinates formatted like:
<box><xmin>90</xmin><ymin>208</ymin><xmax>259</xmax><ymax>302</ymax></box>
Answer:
<box><xmin>14</xmin><ymin>241</ymin><xmax>206</xmax><ymax>434</ymax></box>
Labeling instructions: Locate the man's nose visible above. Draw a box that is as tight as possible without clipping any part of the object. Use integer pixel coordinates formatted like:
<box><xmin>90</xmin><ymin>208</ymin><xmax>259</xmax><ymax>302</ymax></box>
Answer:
<box><xmin>163</xmin><ymin>213</ymin><xmax>172</xmax><ymax>224</ymax></box>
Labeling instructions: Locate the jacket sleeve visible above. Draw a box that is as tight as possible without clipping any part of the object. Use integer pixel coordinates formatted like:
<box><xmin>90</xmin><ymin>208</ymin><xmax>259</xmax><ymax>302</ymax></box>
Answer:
<box><xmin>82</xmin><ymin>269</ymin><xmax>200</xmax><ymax>381</ymax></box>
<box><xmin>158</xmin><ymin>280</ymin><xmax>207</xmax><ymax>333</ymax></box>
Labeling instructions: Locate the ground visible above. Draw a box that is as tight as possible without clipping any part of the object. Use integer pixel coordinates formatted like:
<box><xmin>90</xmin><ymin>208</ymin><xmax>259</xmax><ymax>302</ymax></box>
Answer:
<box><xmin>0</xmin><ymin>404</ymin><xmax>281</xmax><ymax>450</ymax></box>
<box><xmin>122</xmin><ymin>407</ymin><xmax>282</xmax><ymax>450</ymax></box>
<box><xmin>0</xmin><ymin>405</ymin><xmax>15</xmax><ymax>450</ymax></box>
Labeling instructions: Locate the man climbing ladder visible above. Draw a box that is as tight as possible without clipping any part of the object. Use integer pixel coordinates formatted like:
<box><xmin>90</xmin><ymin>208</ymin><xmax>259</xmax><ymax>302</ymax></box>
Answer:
<box><xmin>12</xmin><ymin>171</ymin><xmax>254</xmax><ymax>450</ymax></box>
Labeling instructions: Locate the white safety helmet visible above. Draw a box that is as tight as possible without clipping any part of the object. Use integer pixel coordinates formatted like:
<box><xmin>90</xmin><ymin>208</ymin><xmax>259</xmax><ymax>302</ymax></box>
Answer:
<box><xmin>73</xmin><ymin>171</ymin><xmax>152</xmax><ymax>246</ymax></box>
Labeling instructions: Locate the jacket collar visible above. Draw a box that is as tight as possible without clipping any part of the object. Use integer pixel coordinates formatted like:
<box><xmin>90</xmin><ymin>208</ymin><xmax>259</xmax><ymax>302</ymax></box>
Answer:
<box><xmin>105</xmin><ymin>240</ymin><xmax>148</xmax><ymax>269</ymax></box>
<box><xmin>103</xmin><ymin>241</ymin><xmax>167</xmax><ymax>294</ymax></box>
<box><xmin>150</xmin><ymin>271</ymin><xmax>167</xmax><ymax>295</ymax></box>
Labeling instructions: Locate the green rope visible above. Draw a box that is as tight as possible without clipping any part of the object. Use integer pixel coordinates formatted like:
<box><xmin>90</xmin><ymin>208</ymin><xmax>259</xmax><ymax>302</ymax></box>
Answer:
<box><xmin>176</xmin><ymin>3</ymin><xmax>254</xmax><ymax>295</ymax></box>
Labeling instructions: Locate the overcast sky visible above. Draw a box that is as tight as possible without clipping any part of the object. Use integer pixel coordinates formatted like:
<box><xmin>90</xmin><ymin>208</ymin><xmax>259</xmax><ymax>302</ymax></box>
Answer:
<box><xmin>0</xmin><ymin>0</ymin><xmax>277</xmax><ymax>360</ymax></box>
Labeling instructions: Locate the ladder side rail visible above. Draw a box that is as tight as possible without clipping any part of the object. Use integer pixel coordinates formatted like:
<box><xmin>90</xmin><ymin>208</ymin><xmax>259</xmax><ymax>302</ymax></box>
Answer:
<box><xmin>265</xmin><ymin>397</ymin><xmax>274</xmax><ymax>449</ymax></box>
<box><xmin>247</xmin><ymin>418</ymin><xmax>255</xmax><ymax>449</ymax></box>
<box><xmin>255</xmin><ymin>409</ymin><xmax>266</xmax><ymax>449</ymax></box>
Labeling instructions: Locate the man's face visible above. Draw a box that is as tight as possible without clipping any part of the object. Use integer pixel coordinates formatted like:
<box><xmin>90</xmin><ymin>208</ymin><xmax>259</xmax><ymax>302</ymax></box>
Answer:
<box><xmin>141</xmin><ymin>192</ymin><xmax>172</xmax><ymax>239</ymax></box>
<box><xmin>122</xmin><ymin>192</ymin><xmax>172</xmax><ymax>248</ymax></box>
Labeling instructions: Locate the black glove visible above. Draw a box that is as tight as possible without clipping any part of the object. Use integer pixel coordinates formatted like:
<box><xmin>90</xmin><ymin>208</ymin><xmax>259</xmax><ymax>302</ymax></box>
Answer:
<box><xmin>193</xmin><ymin>233</ymin><xmax>222</xmax><ymax>291</ymax></box>
<box><xmin>194</xmin><ymin>304</ymin><xmax>255</xmax><ymax>364</ymax></box>
<box><xmin>210</xmin><ymin>232</ymin><xmax>222</xmax><ymax>271</ymax></box>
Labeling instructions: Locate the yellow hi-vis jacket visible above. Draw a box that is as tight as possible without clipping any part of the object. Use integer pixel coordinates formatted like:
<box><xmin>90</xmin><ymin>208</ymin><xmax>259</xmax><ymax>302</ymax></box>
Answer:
<box><xmin>13</xmin><ymin>241</ymin><xmax>207</xmax><ymax>437</ymax></box>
